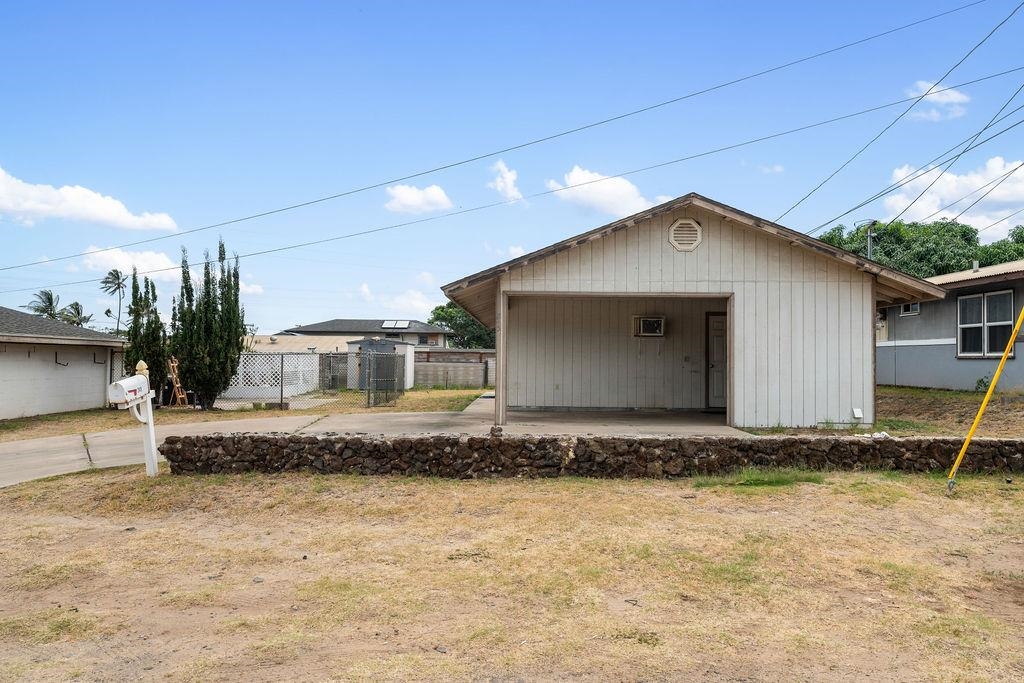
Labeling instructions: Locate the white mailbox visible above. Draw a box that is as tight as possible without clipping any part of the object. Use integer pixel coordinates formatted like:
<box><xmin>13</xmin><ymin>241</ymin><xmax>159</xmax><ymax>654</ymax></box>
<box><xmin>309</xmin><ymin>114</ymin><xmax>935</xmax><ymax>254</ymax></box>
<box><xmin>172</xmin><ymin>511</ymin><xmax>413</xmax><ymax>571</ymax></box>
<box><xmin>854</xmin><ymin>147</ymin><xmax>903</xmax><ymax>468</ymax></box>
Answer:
<box><xmin>107</xmin><ymin>370</ymin><xmax>158</xmax><ymax>477</ymax></box>
<box><xmin>107</xmin><ymin>374</ymin><xmax>151</xmax><ymax>409</ymax></box>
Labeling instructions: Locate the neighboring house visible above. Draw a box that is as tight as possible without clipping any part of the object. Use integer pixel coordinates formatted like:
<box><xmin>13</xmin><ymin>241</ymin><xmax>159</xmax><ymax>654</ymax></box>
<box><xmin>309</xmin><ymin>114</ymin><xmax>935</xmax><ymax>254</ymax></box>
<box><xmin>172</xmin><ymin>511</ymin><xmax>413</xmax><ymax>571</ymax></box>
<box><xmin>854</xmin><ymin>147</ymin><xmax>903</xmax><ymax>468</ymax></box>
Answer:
<box><xmin>252</xmin><ymin>319</ymin><xmax>450</xmax><ymax>351</ymax></box>
<box><xmin>442</xmin><ymin>193</ymin><xmax>942</xmax><ymax>428</ymax></box>
<box><xmin>0</xmin><ymin>306</ymin><xmax>126</xmax><ymax>420</ymax></box>
<box><xmin>877</xmin><ymin>259</ymin><xmax>1024</xmax><ymax>391</ymax></box>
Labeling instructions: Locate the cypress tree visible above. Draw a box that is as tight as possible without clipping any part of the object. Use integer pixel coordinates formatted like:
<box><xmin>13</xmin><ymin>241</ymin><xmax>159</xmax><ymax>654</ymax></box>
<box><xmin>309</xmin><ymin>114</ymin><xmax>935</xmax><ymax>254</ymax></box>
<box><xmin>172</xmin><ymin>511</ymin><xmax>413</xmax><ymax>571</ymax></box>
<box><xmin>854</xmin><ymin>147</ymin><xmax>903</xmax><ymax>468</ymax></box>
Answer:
<box><xmin>124</xmin><ymin>269</ymin><xmax>168</xmax><ymax>395</ymax></box>
<box><xmin>169</xmin><ymin>240</ymin><xmax>245</xmax><ymax>410</ymax></box>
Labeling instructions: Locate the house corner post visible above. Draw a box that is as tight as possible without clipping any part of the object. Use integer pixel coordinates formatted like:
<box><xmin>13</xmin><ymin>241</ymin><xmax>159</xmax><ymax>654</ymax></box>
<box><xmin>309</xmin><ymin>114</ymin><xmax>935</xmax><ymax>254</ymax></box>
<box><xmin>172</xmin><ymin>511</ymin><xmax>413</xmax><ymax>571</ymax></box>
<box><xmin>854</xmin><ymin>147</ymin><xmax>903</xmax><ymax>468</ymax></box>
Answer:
<box><xmin>495</xmin><ymin>290</ymin><xmax>508</xmax><ymax>425</ymax></box>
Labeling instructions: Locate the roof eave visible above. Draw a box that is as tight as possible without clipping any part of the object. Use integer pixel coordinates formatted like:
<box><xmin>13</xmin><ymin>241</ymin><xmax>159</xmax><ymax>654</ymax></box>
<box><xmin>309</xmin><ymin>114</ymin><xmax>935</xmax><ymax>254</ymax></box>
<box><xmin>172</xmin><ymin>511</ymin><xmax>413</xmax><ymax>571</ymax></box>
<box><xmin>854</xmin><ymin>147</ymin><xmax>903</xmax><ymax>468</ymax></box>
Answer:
<box><xmin>0</xmin><ymin>333</ymin><xmax>126</xmax><ymax>348</ymax></box>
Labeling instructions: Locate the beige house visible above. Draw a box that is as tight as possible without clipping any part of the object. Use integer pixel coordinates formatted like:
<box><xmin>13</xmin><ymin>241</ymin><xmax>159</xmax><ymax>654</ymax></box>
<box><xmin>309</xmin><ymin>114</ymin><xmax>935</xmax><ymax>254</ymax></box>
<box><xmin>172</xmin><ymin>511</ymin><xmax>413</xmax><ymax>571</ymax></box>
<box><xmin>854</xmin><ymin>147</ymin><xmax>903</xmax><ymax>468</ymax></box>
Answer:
<box><xmin>252</xmin><ymin>319</ymin><xmax>451</xmax><ymax>352</ymax></box>
<box><xmin>442</xmin><ymin>193</ymin><xmax>943</xmax><ymax>428</ymax></box>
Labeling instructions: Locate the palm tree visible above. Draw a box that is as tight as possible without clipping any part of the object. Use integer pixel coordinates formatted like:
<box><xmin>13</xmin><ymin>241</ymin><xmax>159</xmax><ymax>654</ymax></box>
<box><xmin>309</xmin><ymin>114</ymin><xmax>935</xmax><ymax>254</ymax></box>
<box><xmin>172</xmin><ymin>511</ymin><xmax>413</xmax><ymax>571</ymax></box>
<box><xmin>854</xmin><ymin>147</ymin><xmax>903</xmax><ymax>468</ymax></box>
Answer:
<box><xmin>100</xmin><ymin>268</ymin><xmax>129</xmax><ymax>335</ymax></box>
<box><xmin>22</xmin><ymin>289</ymin><xmax>62</xmax><ymax>319</ymax></box>
<box><xmin>60</xmin><ymin>302</ymin><xmax>94</xmax><ymax>327</ymax></box>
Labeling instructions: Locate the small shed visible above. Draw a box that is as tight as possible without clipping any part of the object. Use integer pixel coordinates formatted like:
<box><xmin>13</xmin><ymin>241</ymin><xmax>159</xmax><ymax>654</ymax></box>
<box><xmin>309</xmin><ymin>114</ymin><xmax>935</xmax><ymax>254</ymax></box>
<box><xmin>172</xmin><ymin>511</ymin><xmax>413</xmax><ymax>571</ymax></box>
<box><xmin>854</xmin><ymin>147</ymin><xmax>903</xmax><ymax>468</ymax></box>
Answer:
<box><xmin>442</xmin><ymin>193</ymin><xmax>944</xmax><ymax>428</ymax></box>
<box><xmin>345</xmin><ymin>338</ymin><xmax>415</xmax><ymax>391</ymax></box>
<box><xmin>0</xmin><ymin>306</ymin><xmax>126</xmax><ymax>420</ymax></box>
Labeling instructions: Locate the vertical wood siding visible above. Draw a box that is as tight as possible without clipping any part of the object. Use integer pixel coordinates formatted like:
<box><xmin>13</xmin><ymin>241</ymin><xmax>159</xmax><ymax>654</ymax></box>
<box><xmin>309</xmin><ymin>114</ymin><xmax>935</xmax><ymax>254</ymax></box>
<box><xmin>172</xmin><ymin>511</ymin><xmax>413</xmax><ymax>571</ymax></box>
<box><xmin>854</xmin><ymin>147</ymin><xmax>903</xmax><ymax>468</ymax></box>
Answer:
<box><xmin>501</xmin><ymin>206</ymin><xmax>875</xmax><ymax>427</ymax></box>
<box><xmin>506</xmin><ymin>297</ymin><xmax>725</xmax><ymax>409</ymax></box>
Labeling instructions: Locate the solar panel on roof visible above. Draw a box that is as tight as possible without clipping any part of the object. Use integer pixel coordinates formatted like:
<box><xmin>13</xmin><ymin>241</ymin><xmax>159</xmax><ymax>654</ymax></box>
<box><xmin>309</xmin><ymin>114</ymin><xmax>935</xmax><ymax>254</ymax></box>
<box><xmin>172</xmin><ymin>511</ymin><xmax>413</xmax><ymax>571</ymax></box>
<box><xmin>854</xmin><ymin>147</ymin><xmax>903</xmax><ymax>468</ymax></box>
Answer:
<box><xmin>381</xmin><ymin>321</ymin><xmax>397</xmax><ymax>328</ymax></box>
<box><xmin>394</xmin><ymin>320</ymin><xmax>410</xmax><ymax>329</ymax></box>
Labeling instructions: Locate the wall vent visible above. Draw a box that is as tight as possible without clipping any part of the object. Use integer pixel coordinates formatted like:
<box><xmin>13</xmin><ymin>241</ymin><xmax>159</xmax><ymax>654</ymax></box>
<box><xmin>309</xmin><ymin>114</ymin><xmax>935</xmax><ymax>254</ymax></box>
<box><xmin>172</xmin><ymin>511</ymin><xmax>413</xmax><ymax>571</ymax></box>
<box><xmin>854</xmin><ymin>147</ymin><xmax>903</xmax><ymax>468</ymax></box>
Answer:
<box><xmin>668</xmin><ymin>218</ymin><xmax>702</xmax><ymax>251</ymax></box>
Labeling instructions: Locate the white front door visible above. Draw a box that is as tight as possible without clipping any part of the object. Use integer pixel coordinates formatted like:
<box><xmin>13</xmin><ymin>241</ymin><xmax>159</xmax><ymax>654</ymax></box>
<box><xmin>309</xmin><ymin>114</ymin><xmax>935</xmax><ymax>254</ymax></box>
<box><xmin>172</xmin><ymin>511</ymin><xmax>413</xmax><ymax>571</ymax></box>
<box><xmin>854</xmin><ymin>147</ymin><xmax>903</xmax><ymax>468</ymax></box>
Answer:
<box><xmin>707</xmin><ymin>314</ymin><xmax>727</xmax><ymax>409</ymax></box>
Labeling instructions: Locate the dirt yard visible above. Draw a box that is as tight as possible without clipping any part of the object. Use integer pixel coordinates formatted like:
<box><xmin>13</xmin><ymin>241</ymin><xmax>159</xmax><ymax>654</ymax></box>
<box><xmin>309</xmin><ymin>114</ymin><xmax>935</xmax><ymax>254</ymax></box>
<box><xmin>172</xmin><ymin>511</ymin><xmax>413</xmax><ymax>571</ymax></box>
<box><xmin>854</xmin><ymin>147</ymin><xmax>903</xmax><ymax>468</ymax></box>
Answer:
<box><xmin>0</xmin><ymin>389</ymin><xmax>483</xmax><ymax>443</ymax></box>
<box><xmin>1</xmin><ymin>468</ymin><xmax>1021</xmax><ymax>681</ymax></box>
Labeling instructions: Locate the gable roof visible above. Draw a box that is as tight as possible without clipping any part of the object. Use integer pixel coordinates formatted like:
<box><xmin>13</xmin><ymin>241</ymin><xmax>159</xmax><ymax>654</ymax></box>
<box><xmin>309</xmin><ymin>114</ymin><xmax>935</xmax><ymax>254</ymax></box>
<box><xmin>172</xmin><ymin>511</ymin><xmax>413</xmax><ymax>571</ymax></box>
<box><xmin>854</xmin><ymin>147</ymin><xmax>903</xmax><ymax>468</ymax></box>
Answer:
<box><xmin>441</xmin><ymin>193</ymin><xmax>946</xmax><ymax>327</ymax></box>
<box><xmin>280</xmin><ymin>319</ymin><xmax>447</xmax><ymax>335</ymax></box>
<box><xmin>927</xmin><ymin>258</ymin><xmax>1024</xmax><ymax>288</ymax></box>
<box><xmin>0</xmin><ymin>306</ymin><xmax>125</xmax><ymax>347</ymax></box>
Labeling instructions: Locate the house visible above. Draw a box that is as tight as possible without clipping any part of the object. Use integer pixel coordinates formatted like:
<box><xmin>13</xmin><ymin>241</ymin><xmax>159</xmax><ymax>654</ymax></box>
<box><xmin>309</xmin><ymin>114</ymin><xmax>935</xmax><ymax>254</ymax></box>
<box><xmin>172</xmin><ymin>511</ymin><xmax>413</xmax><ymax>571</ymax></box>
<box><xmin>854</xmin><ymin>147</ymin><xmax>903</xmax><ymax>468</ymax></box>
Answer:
<box><xmin>251</xmin><ymin>319</ymin><xmax>450</xmax><ymax>352</ymax></box>
<box><xmin>441</xmin><ymin>193</ymin><xmax>943</xmax><ymax>428</ymax></box>
<box><xmin>0</xmin><ymin>306</ymin><xmax>126</xmax><ymax>420</ymax></box>
<box><xmin>877</xmin><ymin>259</ymin><xmax>1024</xmax><ymax>391</ymax></box>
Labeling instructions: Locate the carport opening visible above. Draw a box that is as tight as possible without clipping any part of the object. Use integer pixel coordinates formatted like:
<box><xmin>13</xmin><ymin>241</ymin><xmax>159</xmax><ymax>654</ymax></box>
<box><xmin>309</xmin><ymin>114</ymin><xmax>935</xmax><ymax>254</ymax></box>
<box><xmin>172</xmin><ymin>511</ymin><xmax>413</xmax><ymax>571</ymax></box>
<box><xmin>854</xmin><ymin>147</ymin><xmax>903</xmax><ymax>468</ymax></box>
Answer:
<box><xmin>502</xmin><ymin>295</ymin><xmax>729</xmax><ymax>425</ymax></box>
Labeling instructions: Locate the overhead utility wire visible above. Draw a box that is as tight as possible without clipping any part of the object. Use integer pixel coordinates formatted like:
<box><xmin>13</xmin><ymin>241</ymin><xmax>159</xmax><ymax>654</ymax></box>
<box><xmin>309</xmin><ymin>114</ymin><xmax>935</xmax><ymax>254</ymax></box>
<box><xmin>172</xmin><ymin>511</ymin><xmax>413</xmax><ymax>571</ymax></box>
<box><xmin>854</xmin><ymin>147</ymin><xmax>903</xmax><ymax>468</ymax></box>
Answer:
<box><xmin>0</xmin><ymin>1</ymin><xmax>994</xmax><ymax>274</ymax></box>
<box><xmin>775</xmin><ymin>0</ymin><xmax>1024</xmax><ymax>222</ymax></box>
<box><xmin>979</xmin><ymin>205</ymin><xmax>1024</xmax><ymax>233</ymax></box>
<box><xmin>805</xmin><ymin>101</ymin><xmax>1024</xmax><ymax>235</ymax></box>
<box><xmin>917</xmin><ymin>164</ymin><xmax>1023</xmax><ymax>222</ymax></box>
<box><xmin>954</xmin><ymin>161</ymin><xmax>1024</xmax><ymax>221</ymax></box>
<box><xmin>5</xmin><ymin>108</ymin><xmax>1024</xmax><ymax>296</ymax></box>
<box><xmin>882</xmin><ymin>79</ymin><xmax>1024</xmax><ymax>227</ymax></box>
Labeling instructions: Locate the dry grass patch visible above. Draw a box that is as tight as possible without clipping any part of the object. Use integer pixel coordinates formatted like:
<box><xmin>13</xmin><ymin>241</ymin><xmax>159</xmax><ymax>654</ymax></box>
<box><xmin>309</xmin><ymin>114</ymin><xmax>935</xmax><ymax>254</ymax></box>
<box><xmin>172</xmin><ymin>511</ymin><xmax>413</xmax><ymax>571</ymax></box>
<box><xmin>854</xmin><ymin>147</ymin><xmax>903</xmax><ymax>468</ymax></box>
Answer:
<box><xmin>0</xmin><ymin>468</ymin><xmax>1022</xmax><ymax>681</ymax></box>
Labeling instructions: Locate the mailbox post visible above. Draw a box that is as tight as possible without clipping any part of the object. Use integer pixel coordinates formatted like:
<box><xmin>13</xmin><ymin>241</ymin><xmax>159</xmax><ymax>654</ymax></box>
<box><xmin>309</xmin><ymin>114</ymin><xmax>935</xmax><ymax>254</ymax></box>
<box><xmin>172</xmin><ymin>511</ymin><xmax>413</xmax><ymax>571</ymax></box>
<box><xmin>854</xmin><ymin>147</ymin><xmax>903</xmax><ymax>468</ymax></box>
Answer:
<box><xmin>107</xmin><ymin>361</ymin><xmax>159</xmax><ymax>477</ymax></box>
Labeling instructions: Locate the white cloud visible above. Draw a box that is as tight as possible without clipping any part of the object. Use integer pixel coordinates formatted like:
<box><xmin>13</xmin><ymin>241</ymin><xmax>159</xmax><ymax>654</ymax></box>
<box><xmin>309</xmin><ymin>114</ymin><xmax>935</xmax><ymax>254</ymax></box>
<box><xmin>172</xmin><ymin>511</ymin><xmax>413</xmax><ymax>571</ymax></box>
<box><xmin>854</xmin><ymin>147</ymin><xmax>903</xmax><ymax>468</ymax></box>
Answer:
<box><xmin>487</xmin><ymin>160</ymin><xmax>523</xmax><ymax>201</ymax></box>
<box><xmin>384</xmin><ymin>184</ymin><xmax>453</xmax><ymax>213</ymax></box>
<box><xmin>883</xmin><ymin>156</ymin><xmax>1024</xmax><ymax>239</ymax></box>
<box><xmin>0</xmin><ymin>166</ymin><xmax>176</xmax><ymax>230</ymax></box>
<box><xmin>484</xmin><ymin>242</ymin><xmax>526</xmax><ymax>259</ymax></box>
<box><xmin>81</xmin><ymin>245</ymin><xmax>180</xmax><ymax>282</ymax></box>
<box><xmin>760</xmin><ymin>164</ymin><xmax>785</xmax><ymax>174</ymax></box>
<box><xmin>546</xmin><ymin>165</ymin><xmax>656</xmax><ymax>217</ymax></box>
<box><xmin>239</xmin><ymin>281</ymin><xmax>264</xmax><ymax>295</ymax></box>
<box><xmin>357</xmin><ymin>282</ymin><xmax>440</xmax><ymax>319</ymax></box>
<box><xmin>416</xmin><ymin>271</ymin><xmax>436</xmax><ymax>286</ymax></box>
<box><xmin>906</xmin><ymin>80</ymin><xmax>969</xmax><ymax>121</ymax></box>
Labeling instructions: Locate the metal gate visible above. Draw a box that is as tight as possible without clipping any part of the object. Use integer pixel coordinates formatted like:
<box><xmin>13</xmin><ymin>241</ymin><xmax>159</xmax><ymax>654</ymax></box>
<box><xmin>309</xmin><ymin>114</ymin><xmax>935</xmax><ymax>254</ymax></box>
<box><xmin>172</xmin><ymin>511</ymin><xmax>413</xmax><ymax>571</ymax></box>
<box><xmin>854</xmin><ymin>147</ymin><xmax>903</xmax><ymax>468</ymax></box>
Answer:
<box><xmin>365</xmin><ymin>351</ymin><xmax>405</xmax><ymax>407</ymax></box>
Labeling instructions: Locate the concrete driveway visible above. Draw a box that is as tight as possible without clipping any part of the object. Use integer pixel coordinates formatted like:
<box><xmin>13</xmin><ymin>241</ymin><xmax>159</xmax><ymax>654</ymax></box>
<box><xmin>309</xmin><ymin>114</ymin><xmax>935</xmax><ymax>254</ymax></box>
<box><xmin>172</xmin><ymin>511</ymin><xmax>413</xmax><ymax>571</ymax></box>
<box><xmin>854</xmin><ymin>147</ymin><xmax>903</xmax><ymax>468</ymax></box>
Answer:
<box><xmin>0</xmin><ymin>396</ymin><xmax>744</xmax><ymax>488</ymax></box>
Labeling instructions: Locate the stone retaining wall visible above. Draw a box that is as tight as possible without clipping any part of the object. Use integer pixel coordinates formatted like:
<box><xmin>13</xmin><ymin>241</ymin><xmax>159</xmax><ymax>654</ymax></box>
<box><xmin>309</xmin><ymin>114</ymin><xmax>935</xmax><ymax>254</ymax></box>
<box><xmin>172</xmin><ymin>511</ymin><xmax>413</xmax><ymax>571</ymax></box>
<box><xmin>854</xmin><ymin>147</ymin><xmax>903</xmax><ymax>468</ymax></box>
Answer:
<box><xmin>159</xmin><ymin>432</ymin><xmax>1024</xmax><ymax>478</ymax></box>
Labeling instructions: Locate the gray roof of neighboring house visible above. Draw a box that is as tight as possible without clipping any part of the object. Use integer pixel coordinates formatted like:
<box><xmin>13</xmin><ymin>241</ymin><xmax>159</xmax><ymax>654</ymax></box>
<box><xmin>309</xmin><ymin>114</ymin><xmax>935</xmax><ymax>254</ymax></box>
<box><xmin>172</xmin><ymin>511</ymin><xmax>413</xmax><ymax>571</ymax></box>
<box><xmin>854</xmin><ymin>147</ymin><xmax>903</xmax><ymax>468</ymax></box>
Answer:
<box><xmin>280</xmin><ymin>319</ymin><xmax>447</xmax><ymax>335</ymax></box>
<box><xmin>0</xmin><ymin>306</ymin><xmax>125</xmax><ymax>347</ymax></box>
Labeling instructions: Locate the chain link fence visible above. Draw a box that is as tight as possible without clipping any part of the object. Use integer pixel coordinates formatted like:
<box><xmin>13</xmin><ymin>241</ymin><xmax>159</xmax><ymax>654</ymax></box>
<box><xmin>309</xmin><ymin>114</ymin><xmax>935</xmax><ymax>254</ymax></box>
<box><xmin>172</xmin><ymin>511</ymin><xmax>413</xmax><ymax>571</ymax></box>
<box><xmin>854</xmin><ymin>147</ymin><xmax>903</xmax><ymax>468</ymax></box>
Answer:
<box><xmin>219</xmin><ymin>351</ymin><xmax>406</xmax><ymax>409</ymax></box>
<box><xmin>112</xmin><ymin>350</ymin><xmax>409</xmax><ymax>410</ymax></box>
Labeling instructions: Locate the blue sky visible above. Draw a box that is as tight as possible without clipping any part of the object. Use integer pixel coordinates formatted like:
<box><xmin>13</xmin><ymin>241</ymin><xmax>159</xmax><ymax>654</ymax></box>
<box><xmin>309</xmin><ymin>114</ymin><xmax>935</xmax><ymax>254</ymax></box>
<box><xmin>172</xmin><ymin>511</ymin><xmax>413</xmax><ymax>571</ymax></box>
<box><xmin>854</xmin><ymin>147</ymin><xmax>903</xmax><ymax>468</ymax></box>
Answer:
<box><xmin>2</xmin><ymin>1</ymin><xmax>1023</xmax><ymax>333</ymax></box>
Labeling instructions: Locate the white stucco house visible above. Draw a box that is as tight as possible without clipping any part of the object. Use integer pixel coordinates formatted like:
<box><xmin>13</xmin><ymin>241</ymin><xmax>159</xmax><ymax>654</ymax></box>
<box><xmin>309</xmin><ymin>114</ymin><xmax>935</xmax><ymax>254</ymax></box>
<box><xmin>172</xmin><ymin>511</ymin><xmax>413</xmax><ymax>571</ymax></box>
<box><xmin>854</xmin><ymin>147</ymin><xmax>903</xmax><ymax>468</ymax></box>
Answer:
<box><xmin>442</xmin><ymin>193</ymin><xmax>944</xmax><ymax>428</ymax></box>
<box><xmin>0</xmin><ymin>306</ymin><xmax>126</xmax><ymax>420</ymax></box>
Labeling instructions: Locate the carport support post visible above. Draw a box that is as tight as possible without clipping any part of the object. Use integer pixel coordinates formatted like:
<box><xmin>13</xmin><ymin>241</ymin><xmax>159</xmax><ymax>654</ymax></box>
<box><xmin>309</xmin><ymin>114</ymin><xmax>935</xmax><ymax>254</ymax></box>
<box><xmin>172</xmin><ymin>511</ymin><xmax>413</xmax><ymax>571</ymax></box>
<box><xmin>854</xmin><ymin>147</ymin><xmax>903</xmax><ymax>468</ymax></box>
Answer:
<box><xmin>495</xmin><ymin>290</ymin><xmax>508</xmax><ymax>425</ymax></box>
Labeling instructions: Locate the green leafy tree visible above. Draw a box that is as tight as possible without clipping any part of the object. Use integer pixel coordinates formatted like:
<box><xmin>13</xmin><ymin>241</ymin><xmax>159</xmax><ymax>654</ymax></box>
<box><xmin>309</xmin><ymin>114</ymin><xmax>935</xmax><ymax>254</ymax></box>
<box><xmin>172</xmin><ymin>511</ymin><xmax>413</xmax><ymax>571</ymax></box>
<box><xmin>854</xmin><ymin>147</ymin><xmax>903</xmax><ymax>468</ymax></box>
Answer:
<box><xmin>124</xmin><ymin>269</ymin><xmax>168</xmax><ymax>393</ymax></box>
<box><xmin>21</xmin><ymin>289</ymin><xmax>62</xmax><ymax>319</ymax></box>
<box><xmin>428</xmin><ymin>302</ymin><xmax>495</xmax><ymax>348</ymax></box>
<box><xmin>59</xmin><ymin>302</ymin><xmax>94</xmax><ymax>327</ymax></box>
<box><xmin>169</xmin><ymin>240</ymin><xmax>245</xmax><ymax>410</ymax></box>
<box><xmin>820</xmin><ymin>219</ymin><xmax>986</xmax><ymax>278</ymax></box>
<box><xmin>100</xmin><ymin>268</ymin><xmax>129</xmax><ymax>335</ymax></box>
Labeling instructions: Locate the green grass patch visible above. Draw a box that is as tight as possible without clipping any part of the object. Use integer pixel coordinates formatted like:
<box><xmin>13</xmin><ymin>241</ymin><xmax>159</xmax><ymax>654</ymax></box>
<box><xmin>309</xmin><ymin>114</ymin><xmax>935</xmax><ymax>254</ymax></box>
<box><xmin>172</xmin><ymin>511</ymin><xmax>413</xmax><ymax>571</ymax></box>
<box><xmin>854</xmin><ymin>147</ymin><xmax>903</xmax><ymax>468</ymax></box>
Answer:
<box><xmin>612</xmin><ymin>627</ymin><xmax>662</xmax><ymax>646</ymax></box>
<box><xmin>876</xmin><ymin>417</ymin><xmax>934</xmax><ymax>433</ymax></box>
<box><xmin>692</xmin><ymin>467</ymin><xmax>825</xmax><ymax>490</ymax></box>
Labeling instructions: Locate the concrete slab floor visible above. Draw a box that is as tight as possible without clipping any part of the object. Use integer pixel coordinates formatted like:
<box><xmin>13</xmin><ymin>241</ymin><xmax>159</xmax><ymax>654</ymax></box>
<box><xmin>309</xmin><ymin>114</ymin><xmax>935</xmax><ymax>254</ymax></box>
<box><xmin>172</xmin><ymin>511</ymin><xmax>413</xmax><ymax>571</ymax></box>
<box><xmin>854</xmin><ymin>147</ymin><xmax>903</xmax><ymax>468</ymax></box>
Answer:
<box><xmin>500</xmin><ymin>410</ymin><xmax>743</xmax><ymax>437</ymax></box>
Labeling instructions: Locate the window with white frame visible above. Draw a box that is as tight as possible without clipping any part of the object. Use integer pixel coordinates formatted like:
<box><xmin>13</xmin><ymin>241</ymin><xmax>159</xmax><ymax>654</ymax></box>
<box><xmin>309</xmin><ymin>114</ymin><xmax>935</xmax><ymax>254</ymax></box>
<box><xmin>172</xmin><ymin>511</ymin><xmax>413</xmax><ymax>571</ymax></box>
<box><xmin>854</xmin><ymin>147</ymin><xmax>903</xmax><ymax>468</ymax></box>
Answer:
<box><xmin>900</xmin><ymin>302</ymin><xmax>920</xmax><ymax>316</ymax></box>
<box><xmin>958</xmin><ymin>290</ymin><xmax>1014</xmax><ymax>358</ymax></box>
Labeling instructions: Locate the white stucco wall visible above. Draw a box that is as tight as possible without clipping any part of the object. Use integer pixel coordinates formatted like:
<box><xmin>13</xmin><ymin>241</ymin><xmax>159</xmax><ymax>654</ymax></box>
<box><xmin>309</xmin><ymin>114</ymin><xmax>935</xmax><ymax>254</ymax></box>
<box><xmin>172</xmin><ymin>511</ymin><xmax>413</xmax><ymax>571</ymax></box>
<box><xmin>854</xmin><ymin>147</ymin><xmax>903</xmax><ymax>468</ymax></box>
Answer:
<box><xmin>498</xmin><ymin>205</ymin><xmax>876</xmax><ymax>428</ymax></box>
<box><xmin>0</xmin><ymin>342</ymin><xmax>112</xmax><ymax>419</ymax></box>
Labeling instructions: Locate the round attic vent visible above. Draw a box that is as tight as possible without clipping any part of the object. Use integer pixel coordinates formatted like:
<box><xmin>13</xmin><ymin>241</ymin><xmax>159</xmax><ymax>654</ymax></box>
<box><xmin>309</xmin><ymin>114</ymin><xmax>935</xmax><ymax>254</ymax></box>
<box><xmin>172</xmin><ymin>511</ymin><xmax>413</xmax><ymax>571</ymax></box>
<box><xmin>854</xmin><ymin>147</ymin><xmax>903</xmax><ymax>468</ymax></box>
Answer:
<box><xmin>668</xmin><ymin>218</ymin><xmax>702</xmax><ymax>252</ymax></box>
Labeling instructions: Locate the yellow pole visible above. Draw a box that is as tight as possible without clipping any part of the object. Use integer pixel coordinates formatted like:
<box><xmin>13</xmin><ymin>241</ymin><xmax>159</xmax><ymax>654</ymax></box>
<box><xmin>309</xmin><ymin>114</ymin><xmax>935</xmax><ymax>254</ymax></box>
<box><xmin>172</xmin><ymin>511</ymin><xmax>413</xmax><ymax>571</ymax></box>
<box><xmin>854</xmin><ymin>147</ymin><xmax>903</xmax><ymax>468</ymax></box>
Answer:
<box><xmin>947</xmin><ymin>302</ymin><xmax>1024</xmax><ymax>491</ymax></box>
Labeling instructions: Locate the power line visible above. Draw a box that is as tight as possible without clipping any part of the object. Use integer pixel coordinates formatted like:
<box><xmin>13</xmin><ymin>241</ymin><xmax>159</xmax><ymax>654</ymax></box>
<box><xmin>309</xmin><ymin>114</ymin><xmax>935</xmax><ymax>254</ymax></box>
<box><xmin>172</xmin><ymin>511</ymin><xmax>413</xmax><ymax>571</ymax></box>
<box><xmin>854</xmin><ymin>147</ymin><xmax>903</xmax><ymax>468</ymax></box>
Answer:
<box><xmin>805</xmin><ymin>101</ymin><xmax>1024</xmax><ymax>235</ymax></box>
<box><xmin>978</xmin><ymin>205</ymin><xmax>1024</xmax><ymax>233</ymax></box>
<box><xmin>954</xmin><ymin>161</ymin><xmax>1024</xmax><ymax>220</ymax></box>
<box><xmin>775</xmin><ymin>0</ymin><xmax>1024</xmax><ymax>222</ymax></box>
<box><xmin>917</xmin><ymin>164</ymin><xmax>1023</xmax><ymax>221</ymax></box>
<box><xmin>6</xmin><ymin>106</ymin><xmax>1024</xmax><ymax>298</ymax></box>
<box><xmin>0</xmin><ymin>1</ymin><xmax>995</xmax><ymax>275</ymax></box>
<box><xmin>882</xmin><ymin>79</ymin><xmax>1024</xmax><ymax>227</ymax></box>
